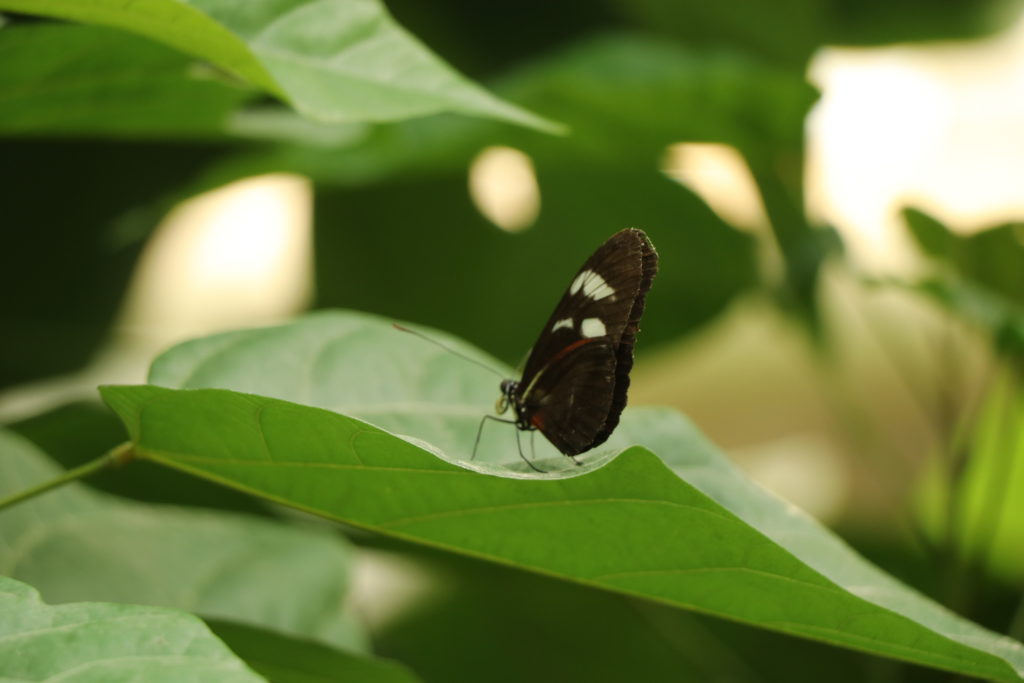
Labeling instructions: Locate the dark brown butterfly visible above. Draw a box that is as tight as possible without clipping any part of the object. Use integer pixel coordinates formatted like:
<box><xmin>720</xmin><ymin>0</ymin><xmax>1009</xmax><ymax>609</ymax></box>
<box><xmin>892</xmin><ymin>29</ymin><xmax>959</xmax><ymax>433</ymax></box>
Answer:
<box><xmin>480</xmin><ymin>228</ymin><xmax>658</xmax><ymax>469</ymax></box>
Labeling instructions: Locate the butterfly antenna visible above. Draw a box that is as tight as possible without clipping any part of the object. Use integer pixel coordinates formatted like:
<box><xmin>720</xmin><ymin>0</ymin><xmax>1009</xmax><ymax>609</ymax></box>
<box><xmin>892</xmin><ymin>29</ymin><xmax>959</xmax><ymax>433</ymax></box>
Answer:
<box><xmin>393</xmin><ymin>323</ymin><xmax>506</xmax><ymax>379</ymax></box>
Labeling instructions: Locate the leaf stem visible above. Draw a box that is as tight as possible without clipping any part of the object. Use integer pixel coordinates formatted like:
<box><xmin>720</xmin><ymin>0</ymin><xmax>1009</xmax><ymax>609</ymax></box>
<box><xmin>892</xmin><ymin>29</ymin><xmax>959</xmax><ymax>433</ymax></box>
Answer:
<box><xmin>0</xmin><ymin>442</ymin><xmax>135</xmax><ymax>512</ymax></box>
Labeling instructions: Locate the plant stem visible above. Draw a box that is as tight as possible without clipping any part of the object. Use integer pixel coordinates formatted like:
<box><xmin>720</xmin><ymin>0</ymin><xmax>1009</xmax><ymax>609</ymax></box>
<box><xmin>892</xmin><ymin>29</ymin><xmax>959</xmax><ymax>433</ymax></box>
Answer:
<box><xmin>0</xmin><ymin>442</ymin><xmax>134</xmax><ymax>512</ymax></box>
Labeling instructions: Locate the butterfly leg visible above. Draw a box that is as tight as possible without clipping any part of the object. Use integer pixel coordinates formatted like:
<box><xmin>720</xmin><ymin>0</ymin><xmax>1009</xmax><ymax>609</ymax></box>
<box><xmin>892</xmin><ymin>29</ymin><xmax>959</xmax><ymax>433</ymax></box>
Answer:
<box><xmin>514</xmin><ymin>428</ymin><xmax>545</xmax><ymax>473</ymax></box>
<box><xmin>472</xmin><ymin>414</ymin><xmax>519</xmax><ymax>461</ymax></box>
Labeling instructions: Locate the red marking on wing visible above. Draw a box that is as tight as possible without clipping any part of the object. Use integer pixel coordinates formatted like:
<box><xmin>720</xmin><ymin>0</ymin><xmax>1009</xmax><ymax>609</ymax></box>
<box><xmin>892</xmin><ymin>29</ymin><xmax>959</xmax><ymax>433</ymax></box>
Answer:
<box><xmin>549</xmin><ymin>338</ymin><xmax>594</xmax><ymax>364</ymax></box>
<box><xmin>530</xmin><ymin>412</ymin><xmax>545</xmax><ymax>429</ymax></box>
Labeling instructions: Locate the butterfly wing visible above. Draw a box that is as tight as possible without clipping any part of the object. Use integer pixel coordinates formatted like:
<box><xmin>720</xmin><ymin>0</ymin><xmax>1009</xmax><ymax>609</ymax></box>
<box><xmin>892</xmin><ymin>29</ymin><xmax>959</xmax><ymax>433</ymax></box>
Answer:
<box><xmin>516</xmin><ymin>339</ymin><xmax>617</xmax><ymax>455</ymax></box>
<box><xmin>515</xmin><ymin>228</ymin><xmax>658</xmax><ymax>455</ymax></box>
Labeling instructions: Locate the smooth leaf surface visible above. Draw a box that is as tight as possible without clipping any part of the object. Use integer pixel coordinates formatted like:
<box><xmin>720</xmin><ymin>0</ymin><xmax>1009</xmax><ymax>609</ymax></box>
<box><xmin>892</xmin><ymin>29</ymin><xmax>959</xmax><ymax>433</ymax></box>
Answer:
<box><xmin>0</xmin><ymin>429</ymin><xmax>363</xmax><ymax>650</ymax></box>
<box><xmin>99</xmin><ymin>311</ymin><xmax>1024</xmax><ymax>679</ymax></box>
<box><xmin>0</xmin><ymin>23</ymin><xmax>253</xmax><ymax>137</ymax></box>
<box><xmin>207</xmin><ymin>620</ymin><xmax>423</xmax><ymax>683</ymax></box>
<box><xmin>0</xmin><ymin>0</ymin><xmax>555</xmax><ymax>129</ymax></box>
<box><xmin>0</xmin><ymin>575</ymin><xmax>262</xmax><ymax>682</ymax></box>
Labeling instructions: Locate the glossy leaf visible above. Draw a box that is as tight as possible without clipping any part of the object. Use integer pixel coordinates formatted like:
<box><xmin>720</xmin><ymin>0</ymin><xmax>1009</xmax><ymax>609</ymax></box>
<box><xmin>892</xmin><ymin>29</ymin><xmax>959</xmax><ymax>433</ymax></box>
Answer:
<box><xmin>0</xmin><ymin>575</ymin><xmax>262</xmax><ymax>682</ymax></box>
<box><xmin>0</xmin><ymin>0</ymin><xmax>555</xmax><ymax>129</ymax></box>
<box><xmin>94</xmin><ymin>311</ymin><xmax>1024</xmax><ymax>680</ymax></box>
<box><xmin>0</xmin><ymin>429</ymin><xmax>364</xmax><ymax>650</ymax></box>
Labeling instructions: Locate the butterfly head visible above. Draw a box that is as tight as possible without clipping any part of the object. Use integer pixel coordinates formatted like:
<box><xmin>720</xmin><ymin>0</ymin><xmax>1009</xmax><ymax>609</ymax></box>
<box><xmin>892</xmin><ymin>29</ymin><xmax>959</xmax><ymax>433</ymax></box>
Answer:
<box><xmin>496</xmin><ymin>379</ymin><xmax>518</xmax><ymax>415</ymax></box>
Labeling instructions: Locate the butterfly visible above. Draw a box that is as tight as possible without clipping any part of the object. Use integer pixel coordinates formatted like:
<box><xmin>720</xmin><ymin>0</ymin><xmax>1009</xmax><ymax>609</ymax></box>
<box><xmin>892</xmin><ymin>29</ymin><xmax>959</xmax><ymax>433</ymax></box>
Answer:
<box><xmin>480</xmin><ymin>228</ymin><xmax>658</xmax><ymax>469</ymax></box>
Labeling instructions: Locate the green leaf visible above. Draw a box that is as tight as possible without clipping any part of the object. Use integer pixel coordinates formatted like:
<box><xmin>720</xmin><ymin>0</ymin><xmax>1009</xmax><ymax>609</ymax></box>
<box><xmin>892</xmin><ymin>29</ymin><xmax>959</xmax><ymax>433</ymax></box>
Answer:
<box><xmin>0</xmin><ymin>575</ymin><xmax>263</xmax><ymax>682</ymax></box>
<box><xmin>207</xmin><ymin>620</ymin><xmax>423</xmax><ymax>683</ymax></box>
<box><xmin>232</xmin><ymin>36</ymin><xmax>810</xmax><ymax>356</ymax></box>
<box><xmin>371</xmin><ymin>546</ymin><xmax>879</xmax><ymax>682</ymax></box>
<box><xmin>7</xmin><ymin>400</ymin><xmax>272</xmax><ymax>513</ymax></box>
<box><xmin>914</xmin><ymin>373</ymin><xmax>1024</xmax><ymax>585</ymax></box>
<box><xmin>0</xmin><ymin>0</ymin><xmax>557</xmax><ymax>130</ymax></box>
<box><xmin>229</xmin><ymin>34</ymin><xmax>816</xmax><ymax>182</ymax></box>
<box><xmin>0</xmin><ymin>23</ymin><xmax>254</xmax><ymax>137</ymax></box>
<box><xmin>0</xmin><ymin>429</ymin><xmax>364</xmax><ymax>650</ymax></box>
<box><xmin>98</xmin><ymin>311</ymin><xmax>1024</xmax><ymax>680</ymax></box>
<box><xmin>904</xmin><ymin>208</ymin><xmax>1024</xmax><ymax>308</ymax></box>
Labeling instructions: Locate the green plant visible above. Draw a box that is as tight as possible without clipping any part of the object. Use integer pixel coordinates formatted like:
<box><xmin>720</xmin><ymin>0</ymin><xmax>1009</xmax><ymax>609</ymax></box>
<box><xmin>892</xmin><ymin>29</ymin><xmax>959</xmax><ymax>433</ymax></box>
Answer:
<box><xmin>2</xmin><ymin>1</ymin><xmax>1023</xmax><ymax>681</ymax></box>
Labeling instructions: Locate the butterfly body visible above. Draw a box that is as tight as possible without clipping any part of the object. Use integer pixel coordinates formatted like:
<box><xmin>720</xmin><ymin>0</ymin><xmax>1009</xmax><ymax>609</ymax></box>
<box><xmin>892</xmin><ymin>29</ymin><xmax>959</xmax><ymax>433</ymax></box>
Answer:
<box><xmin>495</xmin><ymin>228</ymin><xmax>658</xmax><ymax>459</ymax></box>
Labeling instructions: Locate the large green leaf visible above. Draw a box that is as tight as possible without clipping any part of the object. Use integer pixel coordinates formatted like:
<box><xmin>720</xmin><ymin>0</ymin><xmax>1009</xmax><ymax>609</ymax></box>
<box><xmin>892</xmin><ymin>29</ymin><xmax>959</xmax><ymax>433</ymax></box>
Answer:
<box><xmin>0</xmin><ymin>575</ymin><xmax>262</xmax><ymax>682</ymax></box>
<box><xmin>0</xmin><ymin>429</ymin><xmax>363</xmax><ymax>650</ymax></box>
<box><xmin>0</xmin><ymin>0</ymin><xmax>555</xmax><ymax>129</ymax></box>
<box><xmin>95</xmin><ymin>311</ymin><xmax>1024</xmax><ymax>679</ymax></box>
<box><xmin>0</xmin><ymin>23</ymin><xmax>253</xmax><ymax>137</ymax></box>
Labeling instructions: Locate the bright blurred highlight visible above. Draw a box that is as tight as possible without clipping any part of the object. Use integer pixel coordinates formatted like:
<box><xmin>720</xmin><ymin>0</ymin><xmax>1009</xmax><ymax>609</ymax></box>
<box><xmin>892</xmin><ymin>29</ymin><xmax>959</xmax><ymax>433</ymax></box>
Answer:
<box><xmin>662</xmin><ymin>142</ymin><xmax>769</xmax><ymax>233</ymax></box>
<box><xmin>120</xmin><ymin>173</ymin><xmax>313</xmax><ymax>346</ymax></box>
<box><xmin>808</xmin><ymin>14</ymin><xmax>1024</xmax><ymax>271</ymax></box>
<box><xmin>468</xmin><ymin>146</ymin><xmax>540</xmax><ymax>232</ymax></box>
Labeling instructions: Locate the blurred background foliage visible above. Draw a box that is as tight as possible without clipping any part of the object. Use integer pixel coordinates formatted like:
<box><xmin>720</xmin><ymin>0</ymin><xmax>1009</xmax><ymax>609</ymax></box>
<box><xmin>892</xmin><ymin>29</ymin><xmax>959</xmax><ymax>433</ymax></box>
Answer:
<box><xmin>2</xmin><ymin>0</ymin><xmax>1024</xmax><ymax>679</ymax></box>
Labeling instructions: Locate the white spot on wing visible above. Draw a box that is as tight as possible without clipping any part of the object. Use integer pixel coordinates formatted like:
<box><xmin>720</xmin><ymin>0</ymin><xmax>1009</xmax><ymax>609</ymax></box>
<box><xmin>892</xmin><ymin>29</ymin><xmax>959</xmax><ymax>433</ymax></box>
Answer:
<box><xmin>551</xmin><ymin>318</ymin><xmax>573</xmax><ymax>332</ymax></box>
<box><xmin>581</xmin><ymin>317</ymin><xmax>606</xmax><ymax>338</ymax></box>
<box><xmin>570</xmin><ymin>269</ymin><xmax>615</xmax><ymax>300</ymax></box>
<box><xmin>570</xmin><ymin>271</ymin><xmax>587</xmax><ymax>295</ymax></box>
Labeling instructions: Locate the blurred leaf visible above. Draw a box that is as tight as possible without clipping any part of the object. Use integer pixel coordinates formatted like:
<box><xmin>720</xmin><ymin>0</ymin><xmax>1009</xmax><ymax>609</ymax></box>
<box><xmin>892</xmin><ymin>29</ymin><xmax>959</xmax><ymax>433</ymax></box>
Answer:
<box><xmin>902</xmin><ymin>208</ymin><xmax>1024</xmax><ymax>361</ymax></box>
<box><xmin>0</xmin><ymin>23</ymin><xmax>254</xmax><ymax>137</ymax></box>
<box><xmin>0</xmin><ymin>429</ymin><xmax>364</xmax><ymax>651</ymax></box>
<box><xmin>499</xmin><ymin>34</ymin><xmax>816</xmax><ymax>160</ymax></box>
<box><xmin>217</xmin><ymin>34</ymin><xmax>817</xmax><ymax>182</ymax></box>
<box><xmin>207</xmin><ymin>620</ymin><xmax>423</xmax><ymax>683</ymax></box>
<box><xmin>0</xmin><ymin>575</ymin><xmax>263</xmax><ymax>682</ymax></box>
<box><xmin>918</xmin><ymin>279</ymin><xmax>1024</xmax><ymax>361</ymax></box>
<box><xmin>315</xmin><ymin>172</ymin><xmax>754</xmax><ymax>364</ymax></box>
<box><xmin>0</xmin><ymin>0</ymin><xmax>557</xmax><ymax>130</ymax></box>
<box><xmin>95</xmin><ymin>311</ymin><xmax>1024</xmax><ymax>679</ymax></box>
<box><xmin>611</xmin><ymin>0</ymin><xmax>1020</xmax><ymax>66</ymax></box>
<box><xmin>286</xmin><ymin>35</ymin><xmax>807</xmax><ymax>358</ymax></box>
<box><xmin>0</xmin><ymin>139</ymin><xmax>230</xmax><ymax>388</ymax></box>
<box><xmin>186</xmin><ymin>36</ymin><xmax>811</xmax><ymax>353</ymax></box>
<box><xmin>905</xmin><ymin>208</ymin><xmax>1024</xmax><ymax>307</ymax></box>
<box><xmin>371</xmin><ymin>544</ymin><xmax>881</xmax><ymax>683</ymax></box>
<box><xmin>914</xmin><ymin>373</ymin><xmax>1024</xmax><ymax>585</ymax></box>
